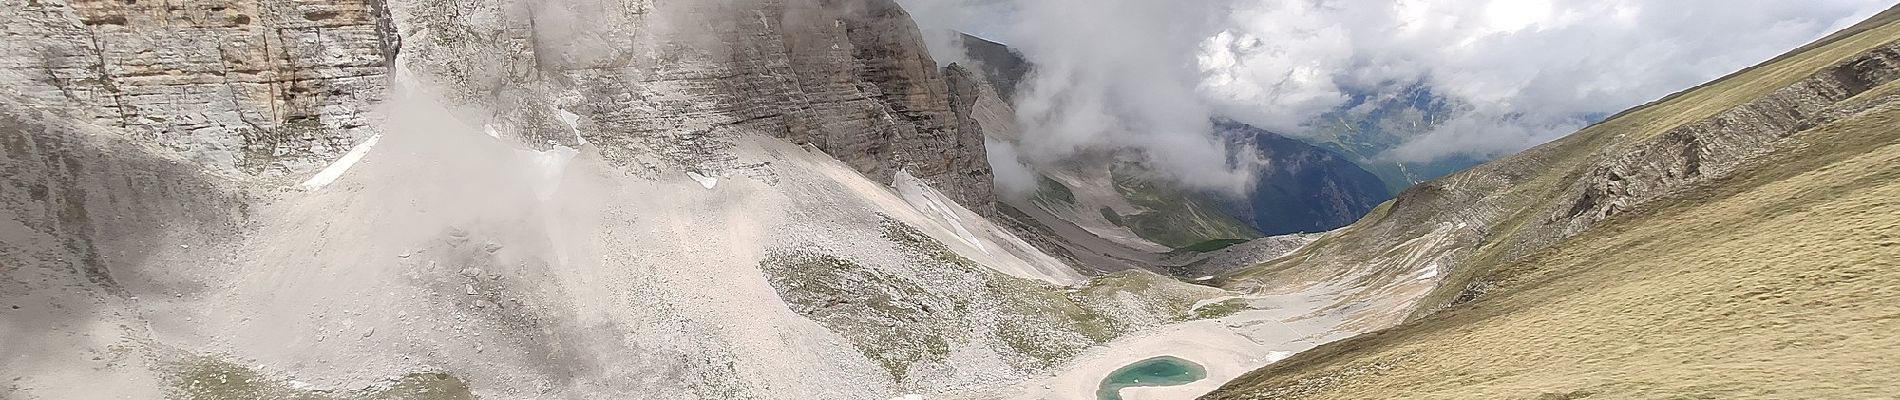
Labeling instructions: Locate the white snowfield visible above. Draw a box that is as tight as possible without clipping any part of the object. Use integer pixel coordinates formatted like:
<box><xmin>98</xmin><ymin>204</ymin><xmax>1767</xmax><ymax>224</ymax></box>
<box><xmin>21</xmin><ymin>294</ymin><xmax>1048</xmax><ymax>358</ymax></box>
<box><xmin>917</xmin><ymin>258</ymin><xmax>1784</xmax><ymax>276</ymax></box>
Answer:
<box><xmin>299</xmin><ymin>133</ymin><xmax>383</xmax><ymax>190</ymax></box>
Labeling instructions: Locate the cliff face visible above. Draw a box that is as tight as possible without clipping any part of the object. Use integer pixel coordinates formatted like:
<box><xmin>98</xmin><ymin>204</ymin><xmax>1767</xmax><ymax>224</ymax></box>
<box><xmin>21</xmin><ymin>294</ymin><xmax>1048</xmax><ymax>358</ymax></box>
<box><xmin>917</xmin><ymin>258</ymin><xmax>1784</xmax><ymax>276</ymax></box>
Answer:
<box><xmin>0</xmin><ymin>0</ymin><xmax>992</xmax><ymax>206</ymax></box>
<box><xmin>1</xmin><ymin>0</ymin><xmax>397</xmax><ymax>176</ymax></box>
<box><xmin>391</xmin><ymin>0</ymin><xmax>992</xmax><ymax>208</ymax></box>
<box><xmin>958</xmin><ymin>33</ymin><xmax>1030</xmax><ymax>103</ymax></box>
<box><xmin>1</xmin><ymin>1</ymin><xmax>1044</xmax><ymax>398</ymax></box>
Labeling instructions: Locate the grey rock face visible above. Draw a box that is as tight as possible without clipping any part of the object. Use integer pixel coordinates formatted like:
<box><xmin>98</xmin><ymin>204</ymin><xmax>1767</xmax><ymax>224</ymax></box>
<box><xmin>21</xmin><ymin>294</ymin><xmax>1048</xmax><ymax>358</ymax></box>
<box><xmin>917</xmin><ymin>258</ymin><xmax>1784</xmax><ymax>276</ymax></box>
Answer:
<box><xmin>1552</xmin><ymin>42</ymin><xmax>1900</xmax><ymax>235</ymax></box>
<box><xmin>0</xmin><ymin>101</ymin><xmax>251</xmax><ymax>293</ymax></box>
<box><xmin>0</xmin><ymin>0</ymin><xmax>992</xmax><ymax>204</ymax></box>
<box><xmin>390</xmin><ymin>0</ymin><xmax>991</xmax><ymax>204</ymax></box>
<box><xmin>957</xmin><ymin>33</ymin><xmax>1029</xmax><ymax>103</ymax></box>
<box><xmin>1</xmin><ymin>0</ymin><xmax>396</xmax><ymax>176</ymax></box>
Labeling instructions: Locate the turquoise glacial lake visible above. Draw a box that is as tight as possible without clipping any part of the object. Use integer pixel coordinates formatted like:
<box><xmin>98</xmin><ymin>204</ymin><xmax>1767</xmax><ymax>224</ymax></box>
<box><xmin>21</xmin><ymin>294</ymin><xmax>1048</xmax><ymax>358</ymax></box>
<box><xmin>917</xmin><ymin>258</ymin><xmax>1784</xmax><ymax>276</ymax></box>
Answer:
<box><xmin>1095</xmin><ymin>356</ymin><xmax>1208</xmax><ymax>400</ymax></box>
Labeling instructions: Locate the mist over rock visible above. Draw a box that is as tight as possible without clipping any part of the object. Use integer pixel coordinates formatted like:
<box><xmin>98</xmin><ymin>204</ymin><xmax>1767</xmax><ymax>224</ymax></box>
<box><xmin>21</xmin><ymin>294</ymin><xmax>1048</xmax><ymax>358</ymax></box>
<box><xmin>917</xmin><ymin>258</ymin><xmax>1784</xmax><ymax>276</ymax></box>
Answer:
<box><xmin>0</xmin><ymin>0</ymin><xmax>995</xmax><ymax>208</ymax></box>
<box><xmin>955</xmin><ymin>34</ymin><xmax>1390</xmax><ymax>237</ymax></box>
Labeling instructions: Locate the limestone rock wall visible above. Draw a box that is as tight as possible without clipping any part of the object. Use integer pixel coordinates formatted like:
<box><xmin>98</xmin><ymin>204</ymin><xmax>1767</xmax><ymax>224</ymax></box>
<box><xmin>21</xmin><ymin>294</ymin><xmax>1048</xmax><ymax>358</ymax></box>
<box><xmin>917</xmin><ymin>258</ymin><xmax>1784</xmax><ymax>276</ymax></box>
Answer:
<box><xmin>0</xmin><ymin>0</ymin><xmax>993</xmax><ymax>206</ymax></box>
<box><xmin>0</xmin><ymin>0</ymin><xmax>396</xmax><ymax>176</ymax></box>
<box><xmin>384</xmin><ymin>0</ymin><xmax>992</xmax><ymax>206</ymax></box>
<box><xmin>1552</xmin><ymin>41</ymin><xmax>1900</xmax><ymax>235</ymax></box>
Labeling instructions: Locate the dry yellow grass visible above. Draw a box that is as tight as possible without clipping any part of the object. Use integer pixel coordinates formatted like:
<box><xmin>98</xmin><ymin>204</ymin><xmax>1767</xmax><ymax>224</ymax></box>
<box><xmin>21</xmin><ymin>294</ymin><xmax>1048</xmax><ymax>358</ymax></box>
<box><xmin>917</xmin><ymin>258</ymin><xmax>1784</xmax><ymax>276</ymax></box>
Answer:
<box><xmin>1404</xmin><ymin>9</ymin><xmax>1900</xmax><ymax>316</ymax></box>
<box><xmin>1206</xmin><ymin>92</ymin><xmax>1900</xmax><ymax>399</ymax></box>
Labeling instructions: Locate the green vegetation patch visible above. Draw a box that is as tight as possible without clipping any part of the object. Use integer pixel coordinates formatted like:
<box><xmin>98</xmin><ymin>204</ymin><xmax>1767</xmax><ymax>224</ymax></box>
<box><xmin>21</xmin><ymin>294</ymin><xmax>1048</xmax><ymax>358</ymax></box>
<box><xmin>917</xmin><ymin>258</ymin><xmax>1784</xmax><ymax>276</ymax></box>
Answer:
<box><xmin>1034</xmin><ymin>175</ymin><xmax>1077</xmax><ymax>206</ymax></box>
<box><xmin>877</xmin><ymin>217</ymin><xmax>1124</xmax><ymax>366</ymax></box>
<box><xmin>1173</xmin><ymin>239</ymin><xmax>1251</xmax><ymax>254</ymax></box>
<box><xmin>1074</xmin><ymin>270</ymin><xmax>1229</xmax><ymax>322</ymax></box>
<box><xmin>759</xmin><ymin>249</ymin><xmax>953</xmax><ymax>382</ymax></box>
<box><xmin>1099</xmin><ymin>207</ymin><xmax>1125</xmax><ymax>226</ymax></box>
<box><xmin>1191</xmin><ymin>299</ymin><xmax>1252</xmax><ymax>320</ymax></box>
<box><xmin>169</xmin><ymin>357</ymin><xmax>473</xmax><ymax>400</ymax></box>
<box><xmin>1109</xmin><ymin>165</ymin><xmax>1264</xmax><ymax>248</ymax></box>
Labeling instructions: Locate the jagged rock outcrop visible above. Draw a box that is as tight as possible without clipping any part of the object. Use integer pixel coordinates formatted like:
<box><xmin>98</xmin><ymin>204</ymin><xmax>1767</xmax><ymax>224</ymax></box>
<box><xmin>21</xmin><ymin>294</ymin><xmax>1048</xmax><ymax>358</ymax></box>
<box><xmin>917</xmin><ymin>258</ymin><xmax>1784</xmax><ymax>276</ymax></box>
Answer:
<box><xmin>958</xmin><ymin>33</ymin><xmax>1029</xmax><ymax>103</ymax></box>
<box><xmin>1554</xmin><ymin>41</ymin><xmax>1900</xmax><ymax>235</ymax></box>
<box><xmin>389</xmin><ymin>0</ymin><xmax>993</xmax><ymax>207</ymax></box>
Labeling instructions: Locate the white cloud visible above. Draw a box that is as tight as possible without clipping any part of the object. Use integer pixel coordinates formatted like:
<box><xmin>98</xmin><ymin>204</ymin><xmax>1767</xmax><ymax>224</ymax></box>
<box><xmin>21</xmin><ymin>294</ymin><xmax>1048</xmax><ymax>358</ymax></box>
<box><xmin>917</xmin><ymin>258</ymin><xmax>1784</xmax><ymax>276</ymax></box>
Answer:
<box><xmin>902</xmin><ymin>0</ymin><xmax>1891</xmax><ymax>182</ymax></box>
<box><xmin>1200</xmin><ymin>0</ymin><xmax>1891</xmax><ymax>162</ymax></box>
<box><xmin>1004</xmin><ymin>0</ymin><xmax>1261</xmax><ymax>192</ymax></box>
<box><xmin>896</xmin><ymin>0</ymin><xmax>1016</xmax><ymax>66</ymax></box>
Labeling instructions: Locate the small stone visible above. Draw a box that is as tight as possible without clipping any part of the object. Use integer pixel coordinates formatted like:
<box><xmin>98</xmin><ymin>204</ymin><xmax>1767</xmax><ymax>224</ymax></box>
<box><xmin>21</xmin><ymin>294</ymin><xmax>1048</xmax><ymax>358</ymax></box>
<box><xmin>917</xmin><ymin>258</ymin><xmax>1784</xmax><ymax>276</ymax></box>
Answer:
<box><xmin>464</xmin><ymin>284</ymin><xmax>479</xmax><ymax>295</ymax></box>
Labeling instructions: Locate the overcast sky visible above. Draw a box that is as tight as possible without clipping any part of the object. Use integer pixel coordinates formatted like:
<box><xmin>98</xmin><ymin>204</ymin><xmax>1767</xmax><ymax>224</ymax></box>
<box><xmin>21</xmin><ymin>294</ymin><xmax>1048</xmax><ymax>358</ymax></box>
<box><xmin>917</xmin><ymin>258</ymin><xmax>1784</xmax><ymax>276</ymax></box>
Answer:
<box><xmin>901</xmin><ymin>0</ymin><xmax>1893</xmax><ymax>191</ymax></box>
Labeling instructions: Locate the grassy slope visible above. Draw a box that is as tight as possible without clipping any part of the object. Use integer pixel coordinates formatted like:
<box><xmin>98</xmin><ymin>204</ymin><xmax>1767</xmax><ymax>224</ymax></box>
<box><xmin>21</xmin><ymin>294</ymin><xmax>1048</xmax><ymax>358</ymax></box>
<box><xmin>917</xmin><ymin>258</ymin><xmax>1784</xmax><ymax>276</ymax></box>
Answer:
<box><xmin>1411</xmin><ymin>4</ymin><xmax>1900</xmax><ymax>317</ymax></box>
<box><xmin>1224</xmin><ymin>9</ymin><xmax>1900</xmax><ymax>314</ymax></box>
<box><xmin>1108</xmin><ymin>167</ymin><xmax>1266</xmax><ymax>249</ymax></box>
<box><xmin>1205</xmin><ymin>92</ymin><xmax>1900</xmax><ymax>400</ymax></box>
<box><xmin>1205</xmin><ymin>8</ymin><xmax>1900</xmax><ymax>400</ymax></box>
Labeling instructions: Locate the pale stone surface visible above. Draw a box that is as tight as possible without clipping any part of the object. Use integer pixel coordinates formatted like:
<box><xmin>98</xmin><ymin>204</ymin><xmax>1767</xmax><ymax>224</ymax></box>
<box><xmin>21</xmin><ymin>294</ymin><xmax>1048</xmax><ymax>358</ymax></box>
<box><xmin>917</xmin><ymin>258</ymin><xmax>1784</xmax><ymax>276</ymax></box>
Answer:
<box><xmin>0</xmin><ymin>0</ymin><xmax>396</xmax><ymax>176</ymax></box>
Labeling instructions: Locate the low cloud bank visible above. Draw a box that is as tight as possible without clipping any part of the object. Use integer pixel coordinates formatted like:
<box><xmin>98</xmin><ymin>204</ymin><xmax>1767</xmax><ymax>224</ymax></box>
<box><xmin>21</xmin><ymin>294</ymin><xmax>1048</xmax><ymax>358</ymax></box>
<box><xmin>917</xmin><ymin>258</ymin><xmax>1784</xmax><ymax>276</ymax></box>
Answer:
<box><xmin>903</xmin><ymin>0</ymin><xmax>1890</xmax><ymax>187</ymax></box>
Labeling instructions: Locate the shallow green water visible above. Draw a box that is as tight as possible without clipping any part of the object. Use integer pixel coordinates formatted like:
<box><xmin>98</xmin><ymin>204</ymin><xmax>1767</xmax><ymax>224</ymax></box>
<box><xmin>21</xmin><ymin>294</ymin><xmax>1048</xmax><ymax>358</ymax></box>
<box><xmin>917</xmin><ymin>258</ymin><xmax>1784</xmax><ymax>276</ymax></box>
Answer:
<box><xmin>1095</xmin><ymin>356</ymin><xmax>1208</xmax><ymax>400</ymax></box>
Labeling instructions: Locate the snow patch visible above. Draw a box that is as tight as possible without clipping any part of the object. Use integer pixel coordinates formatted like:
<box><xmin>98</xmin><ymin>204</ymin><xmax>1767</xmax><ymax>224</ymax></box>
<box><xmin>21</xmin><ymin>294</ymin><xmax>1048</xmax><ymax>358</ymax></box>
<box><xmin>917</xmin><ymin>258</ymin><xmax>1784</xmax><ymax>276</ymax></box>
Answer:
<box><xmin>554</xmin><ymin>108</ymin><xmax>589</xmax><ymax>145</ymax></box>
<box><xmin>686</xmin><ymin>171</ymin><xmax>719</xmax><ymax>189</ymax></box>
<box><xmin>299</xmin><ymin>134</ymin><xmax>383</xmax><ymax>190</ymax></box>
<box><xmin>894</xmin><ymin>170</ymin><xmax>985</xmax><ymax>253</ymax></box>
<box><xmin>1413</xmin><ymin>261</ymin><xmax>1442</xmax><ymax>281</ymax></box>
<box><xmin>1263</xmin><ymin>351</ymin><xmax>1296</xmax><ymax>364</ymax></box>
